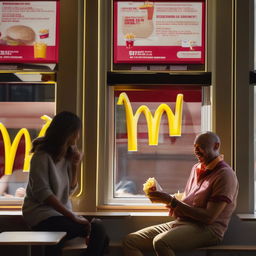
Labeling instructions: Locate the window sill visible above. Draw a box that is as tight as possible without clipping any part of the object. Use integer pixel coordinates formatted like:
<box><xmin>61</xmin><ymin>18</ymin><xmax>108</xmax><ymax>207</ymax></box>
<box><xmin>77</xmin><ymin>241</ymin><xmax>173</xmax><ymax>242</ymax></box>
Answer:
<box><xmin>0</xmin><ymin>197</ymin><xmax>23</xmax><ymax>204</ymax></box>
<box><xmin>0</xmin><ymin>210</ymin><xmax>170</xmax><ymax>218</ymax></box>
<box><xmin>237</xmin><ymin>213</ymin><xmax>256</xmax><ymax>220</ymax></box>
<box><xmin>97</xmin><ymin>204</ymin><xmax>168</xmax><ymax>212</ymax></box>
<box><xmin>76</xmin><ymin>211</ymin><xmax>170</xmax><ymax>217</ymax></box>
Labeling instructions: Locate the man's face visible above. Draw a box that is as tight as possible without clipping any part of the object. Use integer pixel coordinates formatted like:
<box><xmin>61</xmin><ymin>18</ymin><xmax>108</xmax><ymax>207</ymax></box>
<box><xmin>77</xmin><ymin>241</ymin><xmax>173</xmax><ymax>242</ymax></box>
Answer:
<box><xmin>193</xmin><ymin>136</ymin><xmax>215</xmax><ymax>164</ymax></box>
<box><xmin>194</xmin><ymin>143</ymin><xmax>208</xmax><ymax>164</ymax></box>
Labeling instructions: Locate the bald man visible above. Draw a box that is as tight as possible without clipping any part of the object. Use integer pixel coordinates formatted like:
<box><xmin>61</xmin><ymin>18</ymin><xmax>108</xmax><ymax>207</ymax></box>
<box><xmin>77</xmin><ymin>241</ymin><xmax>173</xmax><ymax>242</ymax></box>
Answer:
<box><xmin>123</xmin><ymin>131</ymin><xmax>238</xmax><ymax>256</ymax></box>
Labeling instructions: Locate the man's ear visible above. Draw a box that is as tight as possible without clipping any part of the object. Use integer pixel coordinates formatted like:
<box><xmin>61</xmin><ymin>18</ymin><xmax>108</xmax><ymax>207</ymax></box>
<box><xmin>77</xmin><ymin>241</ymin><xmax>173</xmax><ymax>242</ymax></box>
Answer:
<box><xmin>214</xmin><ymin>142</ymin><xmax>220</xmax><ymax>150</ymax></box>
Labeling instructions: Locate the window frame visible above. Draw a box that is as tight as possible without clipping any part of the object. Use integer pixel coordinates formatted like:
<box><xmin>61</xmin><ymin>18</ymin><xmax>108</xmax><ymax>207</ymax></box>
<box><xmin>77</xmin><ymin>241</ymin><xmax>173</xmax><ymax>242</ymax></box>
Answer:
<box><xmin>99</xmin><ymin>85</ymin><xmax>211</xmax><ymax>206</ymax></box>
<box><xmin>0</xmin><ymin>75</ymin><xmax>56</xmax><ymax>206</ymax></box>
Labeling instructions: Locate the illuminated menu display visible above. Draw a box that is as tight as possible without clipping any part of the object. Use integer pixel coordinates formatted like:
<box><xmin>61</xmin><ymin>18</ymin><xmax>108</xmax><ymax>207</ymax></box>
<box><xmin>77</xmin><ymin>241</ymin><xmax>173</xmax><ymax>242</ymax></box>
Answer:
<box><xmin>0</xmin><ymin>1</ymin><xmax>59</xmax><ymax>63</ymax></box>
<box><xmin>113</xmin><ymin>0</ymin><xmax>205</xmax><ymax>64</ymax></box>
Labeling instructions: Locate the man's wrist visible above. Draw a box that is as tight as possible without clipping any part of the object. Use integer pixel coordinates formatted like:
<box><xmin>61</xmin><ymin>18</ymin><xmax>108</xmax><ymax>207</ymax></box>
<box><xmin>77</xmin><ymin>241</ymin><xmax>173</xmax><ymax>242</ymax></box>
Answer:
<box><xmin>170</xmin><ymin>197</ymin><xmax>179</xmax><ymax>208</ymax></box>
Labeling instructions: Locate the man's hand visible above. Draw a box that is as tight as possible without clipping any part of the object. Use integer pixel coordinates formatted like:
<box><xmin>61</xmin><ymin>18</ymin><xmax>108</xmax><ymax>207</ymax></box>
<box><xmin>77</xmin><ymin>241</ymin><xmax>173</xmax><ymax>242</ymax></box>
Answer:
<box><xmin>148</xmin><ymin>191</ymin><xmax>173</xmax><ymax>204</ymax></box>
<box><xmin>15</xmin><ymin>187</ymin><xmax>26</xmax><ymax>197</ymax></box>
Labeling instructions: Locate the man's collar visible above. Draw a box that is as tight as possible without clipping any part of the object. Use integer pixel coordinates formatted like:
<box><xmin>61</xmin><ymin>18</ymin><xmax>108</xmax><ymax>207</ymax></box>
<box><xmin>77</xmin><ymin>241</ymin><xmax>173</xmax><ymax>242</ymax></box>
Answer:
<box><xmin>197</xmin><ymin>154</ymin><xmax>224</xmax><ymax>171</ymax></box>
<box><xmin>196</xmin><ymin>155</ymin><xmax>224</xmax><ymax>181</ymax></box>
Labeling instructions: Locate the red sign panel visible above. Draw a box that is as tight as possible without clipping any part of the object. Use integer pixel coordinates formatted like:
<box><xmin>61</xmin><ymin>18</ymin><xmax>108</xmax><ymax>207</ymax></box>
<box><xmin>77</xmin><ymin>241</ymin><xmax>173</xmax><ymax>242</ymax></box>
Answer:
<box><xmin>0</xmin><ymin>1</ymin><xmax>59</xmax><ymax>63</ymax></box>
<box><xmin>113</xmin><ymin>1</ymin><xmax>205</xmax><ymax>64</ymax></box>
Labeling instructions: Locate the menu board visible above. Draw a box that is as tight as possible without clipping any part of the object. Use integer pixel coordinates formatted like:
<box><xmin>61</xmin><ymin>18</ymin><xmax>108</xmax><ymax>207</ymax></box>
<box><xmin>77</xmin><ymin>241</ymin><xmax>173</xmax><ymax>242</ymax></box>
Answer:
<box><xmin>113</xmin><ymin>1</ymin><xmax>205</xmax><ymax>64</ymax></box>
<box><xmin>0</xmin><ymin>1</ymin><xmax>59</xmax><ymax>63</ymax></box>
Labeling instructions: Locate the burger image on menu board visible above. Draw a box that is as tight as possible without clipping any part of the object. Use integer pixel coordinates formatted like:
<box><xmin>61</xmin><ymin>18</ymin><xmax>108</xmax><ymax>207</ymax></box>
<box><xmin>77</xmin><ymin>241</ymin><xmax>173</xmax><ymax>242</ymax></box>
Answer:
<box><xmin>1</xmin><ymin>25</ymin><xmax>36</xmax><ymax>45</ymax></box>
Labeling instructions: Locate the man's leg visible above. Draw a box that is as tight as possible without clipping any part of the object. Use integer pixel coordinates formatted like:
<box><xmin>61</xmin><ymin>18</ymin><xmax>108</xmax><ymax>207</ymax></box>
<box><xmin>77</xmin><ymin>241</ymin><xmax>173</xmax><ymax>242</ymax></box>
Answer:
<box><xmin>153</xmin><ymin>222</ymin><xmax>220</xmax><ymax>256</ymax></box>
<box><xmin>123</xmin><ymin>221</ymin><xmax>175</xmax><ymax>256</ymax></box>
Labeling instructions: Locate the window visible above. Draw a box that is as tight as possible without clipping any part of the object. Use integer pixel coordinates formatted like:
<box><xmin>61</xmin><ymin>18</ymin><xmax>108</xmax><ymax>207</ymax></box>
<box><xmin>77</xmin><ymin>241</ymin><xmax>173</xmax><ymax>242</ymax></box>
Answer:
<box><xmin>254</xmin><ymin>88</ymin><xmax>256</xmax><ymax>210</ymax></box>
<box><xmin>0</xmin><ymin>81</ymin><xmax>55</xmax><ymax>204</ymax></box>
<box><xmin>104</xmin><ymin>85</ymin><xmax>211</xmax><ymax>205</ymax></box>
<box><xmin>254</xmin><ymin>0</ymin><xmax>256</xmax><ymax>207</ymax></box>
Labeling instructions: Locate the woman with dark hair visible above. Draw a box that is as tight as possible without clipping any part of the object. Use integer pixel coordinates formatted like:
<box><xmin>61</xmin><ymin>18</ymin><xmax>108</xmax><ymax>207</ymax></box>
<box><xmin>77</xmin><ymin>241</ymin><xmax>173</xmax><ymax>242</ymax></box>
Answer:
<box><xmin>22</xmin><ymin>111</ymin><xmax>109</xmax><ymax>256</ymax></box>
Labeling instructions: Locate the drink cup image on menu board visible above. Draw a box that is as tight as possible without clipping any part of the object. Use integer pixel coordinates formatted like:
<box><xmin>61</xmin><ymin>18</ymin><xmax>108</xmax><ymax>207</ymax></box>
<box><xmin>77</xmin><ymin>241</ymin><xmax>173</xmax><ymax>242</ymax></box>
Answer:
<box><xmin>0</xmin><ymin>1</ymin><xmax>59</xmax><ymax>63</ymax></box>
<box><xmin>34</xmin><ymin>42</ymin><xmax>47</xmax><ymax>59</ymax></box>
<box><xmin>114</xmin><ymin>1</ymin><xmax>205</xmax><ymax>64</ymax></box>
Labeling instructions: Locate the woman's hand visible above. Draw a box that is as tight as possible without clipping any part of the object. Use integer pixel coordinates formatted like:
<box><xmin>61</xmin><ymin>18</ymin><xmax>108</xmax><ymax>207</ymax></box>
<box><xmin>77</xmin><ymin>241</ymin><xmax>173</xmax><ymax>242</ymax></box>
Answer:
<box><xmin>69</xmin><ymin>145</ymin><xmax>83</xmax><ymax>189</ymax></box>
<box><xmin>71</xmin><ymin>214</ymin><xmax>90</xmax><ymax>225</ymax></box>
<box><xmin>71</xmin><ymin>215</ymin><xmax>91</xmax><ymax>234</ymax></box>
<box><xmin>148</xmin><ymin>191</ymin><xmax>173</xmax><ymax>205</ymax></box>
<box><xmin>70</xmin><ymin>145</ymin><xmax>83</xmax><ymax>166</ymax></box>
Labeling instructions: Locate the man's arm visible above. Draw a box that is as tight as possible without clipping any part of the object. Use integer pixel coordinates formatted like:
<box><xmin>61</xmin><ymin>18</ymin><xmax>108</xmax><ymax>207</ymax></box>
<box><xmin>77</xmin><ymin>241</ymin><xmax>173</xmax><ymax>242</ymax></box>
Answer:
<box><xmin>148</xmin><ymin>191</ymin><xmax>227</xmax><ymax>224</ymax></box>
<box><xmin>173</xmin><ymin>200</ymin><xmax>227</xmax><ymax>224</ymax></box>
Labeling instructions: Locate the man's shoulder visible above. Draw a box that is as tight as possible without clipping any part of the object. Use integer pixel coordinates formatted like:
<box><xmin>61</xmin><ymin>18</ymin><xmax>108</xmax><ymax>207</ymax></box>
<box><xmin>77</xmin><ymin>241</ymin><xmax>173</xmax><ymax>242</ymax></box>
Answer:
<box><xmin>215</xmin><ymin>161</ymin><xmax>237</xmax><ymax>182</ymax></box>
<box><xmin>216</xmin><ymin>160</ymin><xmax>234</xmax><ymax>172</ymax></box>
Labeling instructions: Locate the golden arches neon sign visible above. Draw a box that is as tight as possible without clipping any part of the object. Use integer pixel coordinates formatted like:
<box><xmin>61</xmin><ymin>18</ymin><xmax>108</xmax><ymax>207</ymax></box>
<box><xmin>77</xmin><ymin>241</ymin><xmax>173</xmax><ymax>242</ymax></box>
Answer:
<box><xmin>117</xmin><ymin>93</ymin><xmax>183</xmax><ymax>151</ymax></box>
<box><xmin>0</xmin><ymin>115</ymin><xmax>52</xmax><ymax>175</ymax></box>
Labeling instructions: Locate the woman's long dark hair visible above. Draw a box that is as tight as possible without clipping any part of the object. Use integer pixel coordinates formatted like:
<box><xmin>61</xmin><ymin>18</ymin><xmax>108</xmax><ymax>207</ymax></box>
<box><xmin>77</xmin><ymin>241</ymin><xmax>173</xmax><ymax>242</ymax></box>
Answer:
<box><xmin>31</xmin><ymin>111</ymin><xmax>82</xmax><ymax>161</ymax></box>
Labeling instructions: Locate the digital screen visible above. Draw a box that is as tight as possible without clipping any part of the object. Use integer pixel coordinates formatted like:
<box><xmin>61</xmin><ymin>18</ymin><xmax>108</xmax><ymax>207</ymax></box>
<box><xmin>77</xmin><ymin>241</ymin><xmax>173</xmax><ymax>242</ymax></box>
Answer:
<box><xmin>113</xmin><ymin>0</ymin><xmax>205</xmax><ymax>64</ymax></box>
<box><xmin>0</xmin><ymin>1</ymin><xmax>59</xmax><ymax>63</ymax></box>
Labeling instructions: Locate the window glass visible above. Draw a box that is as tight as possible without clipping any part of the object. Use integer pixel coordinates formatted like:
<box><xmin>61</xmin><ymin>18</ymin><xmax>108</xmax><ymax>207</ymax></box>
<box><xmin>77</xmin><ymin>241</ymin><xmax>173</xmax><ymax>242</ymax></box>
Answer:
<box><xmin>111</xmin><ymin>86</ymin><xmax>206</xmax><ymax>203</ymax></box>
<box><xmin>0</xmin><ymin>83</ymin><xmax>55</xmax><ymax>202</ymax></box>
<box><xmin>255</xmin><ymin>0</ymin><xmax>256</xmax><ymax>69</ymax></box>
<box><xmin>255</xmin><ymin>87</ymin><xmax>256</xmax><ymax>210</ymax></box>
<box><xmin>254</xmin><ymin>0</ymin><xmax>256</xmax><ymax>211</ymax></box>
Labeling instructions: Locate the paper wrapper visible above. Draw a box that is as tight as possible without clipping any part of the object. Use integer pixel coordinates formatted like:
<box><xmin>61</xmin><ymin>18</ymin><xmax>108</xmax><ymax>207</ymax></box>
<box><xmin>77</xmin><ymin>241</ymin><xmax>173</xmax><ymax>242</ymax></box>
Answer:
<box><xmin>143</xmin><ymin>177</ymin><xmax>163</xmax><ymax>196</ymax></box>
<box><xmin>173</xmin><ymin>191</ymin><xmax>184</xmax><ymax>201</ymax></box>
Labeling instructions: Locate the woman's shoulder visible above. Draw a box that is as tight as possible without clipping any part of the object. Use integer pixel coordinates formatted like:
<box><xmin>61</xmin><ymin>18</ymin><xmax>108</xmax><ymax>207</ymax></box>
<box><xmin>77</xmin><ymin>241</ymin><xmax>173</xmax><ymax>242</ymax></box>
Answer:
<box><xmin>31</xmin><ymin>150</ymin><xmax>51</xmax><ymax>162</ymax></box>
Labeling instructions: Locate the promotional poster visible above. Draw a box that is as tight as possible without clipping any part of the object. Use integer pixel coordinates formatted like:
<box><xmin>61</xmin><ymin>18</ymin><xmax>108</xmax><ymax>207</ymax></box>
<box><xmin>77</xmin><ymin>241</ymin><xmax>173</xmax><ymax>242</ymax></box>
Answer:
<box><xmin>0</xmin><ymin>1</ymin><xmax>59</xmax><ymax>63</ymax></box>
<box><xmin>114</xmin><ymin>1</ymin><xmax>205</xmax><ymax>64</ymax></box>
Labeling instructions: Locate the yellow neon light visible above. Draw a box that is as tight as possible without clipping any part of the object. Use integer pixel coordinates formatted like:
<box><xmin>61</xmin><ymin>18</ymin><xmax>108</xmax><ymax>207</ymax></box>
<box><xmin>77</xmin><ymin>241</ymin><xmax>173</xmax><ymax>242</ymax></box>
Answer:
<box><xmin>0</xmin><ymin>115</ymin><xmax>52</xmax><ymax>175</ymax></box>
<box><xmin>117</xmin><ymin>93</ymin><xmax>183</xmax><ymax>151</ymax></box>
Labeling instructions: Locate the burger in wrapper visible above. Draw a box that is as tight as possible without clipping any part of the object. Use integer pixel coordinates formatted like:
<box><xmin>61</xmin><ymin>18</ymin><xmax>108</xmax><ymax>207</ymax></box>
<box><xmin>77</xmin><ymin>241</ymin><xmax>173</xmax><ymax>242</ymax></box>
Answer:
<box><xmin>143</xmin><ymin>177</ymin><xmax>163</xmax><ymax>200</ymax></box>
<box><xmin>3</xmin><ymin>25</ymin><xmax>35</xmax><ymax>45</ymax></box>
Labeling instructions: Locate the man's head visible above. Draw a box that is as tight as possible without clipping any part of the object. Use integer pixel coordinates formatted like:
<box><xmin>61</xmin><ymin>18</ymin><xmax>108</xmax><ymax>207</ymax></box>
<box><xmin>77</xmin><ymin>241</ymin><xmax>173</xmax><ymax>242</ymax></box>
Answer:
<box><xmin>194</xmin><ymin>131</ymin><xmax>221</xmax><ymax>165</ymax></box>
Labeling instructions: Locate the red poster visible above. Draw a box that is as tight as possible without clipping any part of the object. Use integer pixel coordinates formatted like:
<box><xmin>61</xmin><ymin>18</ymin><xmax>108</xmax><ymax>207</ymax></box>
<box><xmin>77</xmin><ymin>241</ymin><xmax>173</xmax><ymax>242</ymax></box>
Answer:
<box><xmin>114</xmin><ymin>0</ymin><xmax>205</xmax><ymax>64</ymax></box>
<box><xmin>0</xmin><ymin>1</ymin><xmax>59</xmax><ymax>63</ymax></box>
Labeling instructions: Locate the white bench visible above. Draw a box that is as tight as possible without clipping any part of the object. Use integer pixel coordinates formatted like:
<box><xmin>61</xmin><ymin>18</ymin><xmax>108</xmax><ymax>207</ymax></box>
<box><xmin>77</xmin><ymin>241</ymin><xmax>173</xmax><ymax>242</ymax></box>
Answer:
<box><xmin>0</xmin><ymin>231</ymin><xmax>66</xmax><ymax>256</ymax></box>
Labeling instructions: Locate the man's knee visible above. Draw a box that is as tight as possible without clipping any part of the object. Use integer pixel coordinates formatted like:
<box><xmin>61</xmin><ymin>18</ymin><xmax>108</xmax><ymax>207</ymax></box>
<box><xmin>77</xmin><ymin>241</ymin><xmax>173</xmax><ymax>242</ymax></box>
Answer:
<box><xmin>123</xmin><ymin>233</ymin><xmax>139</xmax><ymax>249</ymax></box>
<box><xmin>153</xmin><ymin>236</ymin><xmax>169</xmax><ymax>252</ymax></box>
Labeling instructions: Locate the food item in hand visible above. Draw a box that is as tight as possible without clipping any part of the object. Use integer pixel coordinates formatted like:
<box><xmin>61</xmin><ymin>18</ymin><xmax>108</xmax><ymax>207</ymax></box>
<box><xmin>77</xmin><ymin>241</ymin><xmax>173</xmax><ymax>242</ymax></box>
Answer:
<box><xmin>143</xmin><ymin>177</ymin><xmax>162</xmax><ymax>195</ymax></box>
<box><xmin>174</xmin><ymin>191</ymin><xmax>183</xmax><ymax>200</ymax></box>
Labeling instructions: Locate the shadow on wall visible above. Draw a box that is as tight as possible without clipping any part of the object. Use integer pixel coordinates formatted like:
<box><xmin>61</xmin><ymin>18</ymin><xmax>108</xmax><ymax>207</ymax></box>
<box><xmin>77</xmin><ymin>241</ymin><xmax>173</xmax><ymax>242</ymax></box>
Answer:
<box><xmin>222</xmin><ymin>214</ymin><xmax>256</xmax><ymax>245</ymax></box>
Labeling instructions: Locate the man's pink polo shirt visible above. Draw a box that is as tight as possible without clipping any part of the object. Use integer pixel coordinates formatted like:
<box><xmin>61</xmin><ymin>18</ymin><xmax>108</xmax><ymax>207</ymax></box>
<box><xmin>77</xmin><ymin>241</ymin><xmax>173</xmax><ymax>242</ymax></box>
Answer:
<box><xmin>180</xmin><ymin>156</ymin><xmax>238</xmax><ymax>239</ymax></box>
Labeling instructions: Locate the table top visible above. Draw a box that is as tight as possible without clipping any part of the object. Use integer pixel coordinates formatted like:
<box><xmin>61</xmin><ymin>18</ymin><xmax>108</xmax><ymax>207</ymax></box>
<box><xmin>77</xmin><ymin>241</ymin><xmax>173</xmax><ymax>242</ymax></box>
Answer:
<box><xmin>0</xmin><ymin>231</ymin><xmax>67</xmax><ymax>245</ymax></box>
